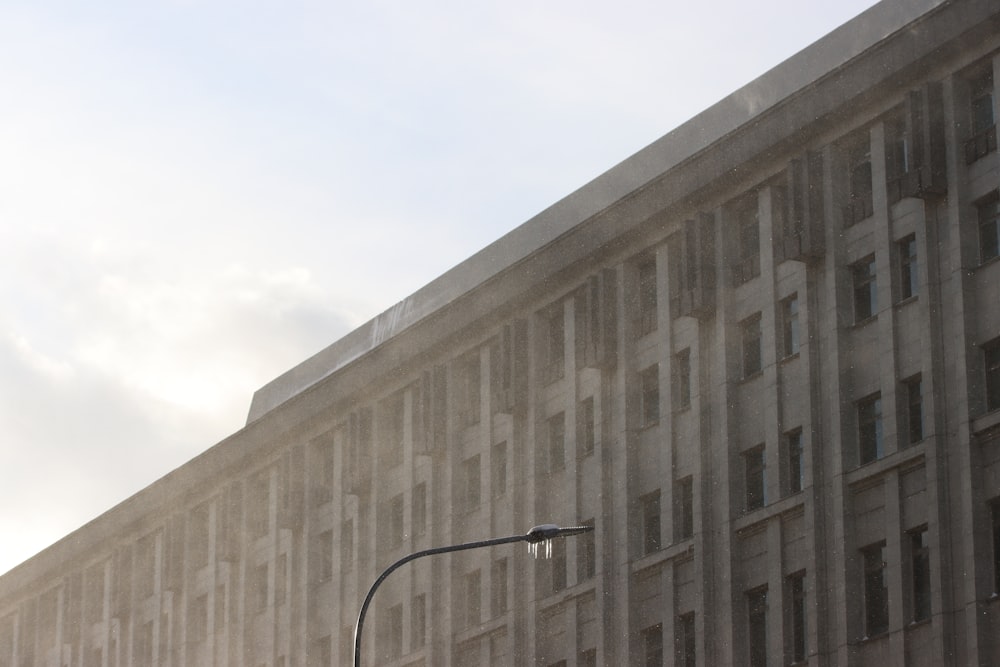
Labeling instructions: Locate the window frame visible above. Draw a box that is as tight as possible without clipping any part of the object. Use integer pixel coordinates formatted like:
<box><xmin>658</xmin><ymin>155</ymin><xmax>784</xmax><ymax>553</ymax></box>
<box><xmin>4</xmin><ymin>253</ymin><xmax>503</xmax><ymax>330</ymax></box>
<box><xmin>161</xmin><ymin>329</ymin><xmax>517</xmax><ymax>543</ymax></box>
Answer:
<box><xmin>909</xmin><ymin>527</ymin><xmax>931</xmax><ymax>623</ymax></box>
<box><xmin>744</xmin><ymin>445</ymin><xmax>767</xmax><ymax>511</ymax></box>
<box><xmin>577</xmin><ymin>518</ymin><xmax>596</xmax><ymax>581</ymax></box>
<box><xmin>898</xmin><ymin>235</ymin><xmax>918</xmax><ymax>301</ymax></box>
<box><xmin>787</xmin><ymin>572</ymin><xmax>807</xmax><ymax>664</ymax></box>
<box><xmin>465</xmin><ymin>569</ymin><xmax>481</xmax><ymax>629</ymax></box>
<box><xmin>637</xmin><ymin>257</ymin><xmax>659</xmax><ymax>336</ymax></box>
<box><xmin>640</xmin><ymin>364</ymin><xmax>661</xmax><ymax>427</ymax></box>
<box><xmin>673</xmin><ymin>348</ymin><xmax>692</xmax><ymax>411</ymax></box>
<box><xmin>412</xmin><ymin>593</ymin><xmax>427</xmax><ymax>650</ymax></box>
<box><xmin>741</xmin><ymin>313</ymin><xmax>763</xmax><ymax>378</ymax></box>
<box><xmin>747</xmin><ymin>586</ymin><xmax>769</xmax><ymax>667</ymax></box>
<box><xmin>978</xmin><ymin>193</ymin><xmax>1000</xmax><ymax>264</ymax></box>
<box><xmin>781</xmin><ymin>294</ymin><xmax>800</xmax><ymax>359</ymax></box>
<box><xmin>674</xmin><ymin>611</ymin><xmax>696</xmax><ymax>667</ymax></box>
<box><xmin>785</xmin><ymin>429</ymin><xmax>804</xmax><ymax>495</ymax></box>
<box><xmin>903</xmin><ymin>375</ymin><xmax>924</xmax><ymax>444</ymax></box>
<box><xmin>852</xmin><ymin>255</ymin><xmax>878</xmax><ymax>323</ymax></box>
<box><xmin>491</xmin><ymin>558</ymin><xmax>508</xmax><ymax>618</ymax></box>
<box><xmin>733</xmin><ymin>198</ymin><xmax>761</xmax><ymax>286</ymax></box>
<box><xmin>462</xmin><ymin>455</ymin><xmax>481</xmax><ymax>509</ymax></box>
<box><xmin>991</xmin><ymin>499</ymin><xmax>1000</xmax><ymax>596</ymax></box>
<box><xmin>492</xmin><ymin>441</ymin><xmax>508</xmax><ymax>498</ymax></box>
<box><xmin>674</xmin><ymin>476</ymin><xmax>694</xmax><ymax>541</ymax></box>
<box><xmin>640</xmin><ymin>490</ymin><xmax>662</xmax><ymax>555</ymax></box>
<box><xmin>578</xmin><ymin>397</ymin><xmax>596</xmax><ymax>457</ymax></box>
<box><xmin>547</xmin><ymin>412</ymin><xmax>566</xmax><ymax>473</ymax></box>
<box><xmin>642</xmin><ymin>622</ymin><xmax>664</xmax><ymax>667</ymax></box>
<box><xmin>862</xmin><ymin>542</ymin><xmax>889</xmax><ymax>638</ymax></box>
<box><xmin>858</xmin><ymin>392</ymin><xmax>884</xmax><ymax>465</ymax></box>
<box><xmin>985</xmin><ymin>338</ymin><xmax>1000</xmax><ymax>413</ymax></box>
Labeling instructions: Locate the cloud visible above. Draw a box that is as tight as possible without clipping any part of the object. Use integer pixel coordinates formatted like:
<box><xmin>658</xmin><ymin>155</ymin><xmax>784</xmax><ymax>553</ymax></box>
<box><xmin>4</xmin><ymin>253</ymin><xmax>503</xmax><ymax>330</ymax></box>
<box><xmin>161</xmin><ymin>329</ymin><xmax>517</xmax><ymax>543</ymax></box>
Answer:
<box><xmin>0</xmin><ymin>243</ymin><xmax>352</xmax><ymax>574</ymax></box>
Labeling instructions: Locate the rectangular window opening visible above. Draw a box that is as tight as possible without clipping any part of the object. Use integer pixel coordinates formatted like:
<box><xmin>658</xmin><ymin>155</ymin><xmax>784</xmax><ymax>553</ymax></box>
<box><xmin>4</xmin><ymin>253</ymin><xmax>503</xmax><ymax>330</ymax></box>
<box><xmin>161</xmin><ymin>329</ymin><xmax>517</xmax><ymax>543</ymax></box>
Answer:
<box><xmin>863</xmin><ymin>543</ymin><xmax>889</xmax><ymax>637</ymax></box>
<box><xmin>852</xmin><ymin>256</ymin><xmax>878</xmax><ymax>322</ymax></box>
<box><xmin>741</xmin><ymin>314</ymin><xmax>763</xmax><ymax>378</ymax></box>
<box><xmin>858</xmin><ymin>393</ymin><xmax>884</xmax><ymax>464</ymax></box>
<box><xmin>745</xmin><ymin>446</ymin><xmax>766</xmax><ymax>511</ymax></box>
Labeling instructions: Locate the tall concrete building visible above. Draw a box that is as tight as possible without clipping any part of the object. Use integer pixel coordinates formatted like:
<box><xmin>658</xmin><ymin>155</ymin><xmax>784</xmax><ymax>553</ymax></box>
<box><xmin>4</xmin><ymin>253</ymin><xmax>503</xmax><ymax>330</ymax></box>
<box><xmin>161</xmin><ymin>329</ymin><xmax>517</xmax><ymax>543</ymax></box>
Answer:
<box><xmin>3</xmin><ymin>0</ymin><xmax>1000</xmax><ymax>665</ymax></box>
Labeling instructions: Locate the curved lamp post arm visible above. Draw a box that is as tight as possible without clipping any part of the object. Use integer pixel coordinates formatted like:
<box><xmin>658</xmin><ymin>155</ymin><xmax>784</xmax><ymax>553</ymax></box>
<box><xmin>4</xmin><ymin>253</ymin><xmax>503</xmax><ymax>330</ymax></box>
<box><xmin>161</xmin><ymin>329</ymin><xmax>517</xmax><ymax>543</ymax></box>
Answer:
<box><xmin>353</xmin><ymin>524</ymin><xmax>593</xmax><ymax>667</ymax></box>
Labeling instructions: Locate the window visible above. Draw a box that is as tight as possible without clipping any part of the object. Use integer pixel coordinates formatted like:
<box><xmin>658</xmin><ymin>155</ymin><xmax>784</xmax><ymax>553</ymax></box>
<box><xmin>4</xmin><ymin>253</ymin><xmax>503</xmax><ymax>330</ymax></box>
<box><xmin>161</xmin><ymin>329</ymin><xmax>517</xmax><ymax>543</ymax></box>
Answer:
<box><xmin>637</xmin><ymin>258</ymin><xmax>658</xmax><ymax>335</ymax></box>
<box><xmin>341</xmin><ymin>519</ymin><xmax>353</xmax><ymax>572</ymax></box>
<box><xmin>904</xmin><ymin>376</ymin><xmax>924</xmax><ymax>443</ymax></box>
<box><xmin>992</xmin><ymin>500</ymin><xmax>1000</xmax><ymax>595</ymax></box>
<box><xmin>641</xmin><ymin>491</ymin><xmax>661</xmax><ymax>555</ymax></box>
<box><xmin>463</xmin><ymin>455</ymin><xmax>481</xmax><ymax>508</ymax></box>
<box><xmin>544</xmin><ymin>307</ymin><xmax>565</xmax><ymax>383</ymax></box>
<box><xmin>786</xmin><ymin>429</ymin><xmax>804</xmax><ymax>494</ymax></box>
<box><xmin>979</xmin><ymin>194</ymin><xmax>999</xmax><ymax>263</ymax></box>
<box><xmin>412</xmin><ymin>594</ymin><xmax>426</xmax><ymax>650</ymax></box>
<box><xmin>578</xmin><ymin>397</ymin><xmax>595</xmax><ymax>457</ymax></box>
<box><xmin>640</xmin><ymin>365</ymin><xmax>660</xmax><ymax>427</ymax></box>
<box><xmin>852</xmin><ymin>256</ymin><xmax>878</xmax><ymax>322</ymax></box>
<box><xmin>249</xmin><ymin>470</ymin><xmax>270</xmax><ymax>538</ymax></box>
<box><xmin>885</xmin><ymin>113</ymin><xmax>909</xmax><ymax>198</ymax></box>
<box><xmin>674</xmin><ymin>477</ymin><xmax>693</xmax><ymax>541</ymax></box>
<box><xmin>551</xmin><ymin>539</ymin><xmax>567</xmax><ymax>593</ymax></box>
<box><xmin>858</xmin><ymin>393</ymin><xmax>884</xmax><ymax>464</ymax></box>
<box><xmin>382</xmin><ymin>604</ymin><xmax>402</xmax><ymax>660</ymax></box>
<box><xmin>491</xmin><ymin>559</ymin><xmax>508</xmax><ymax>617</ymax></box>
<box><xmin>898</xmin><ymin>235</ymin><xmax>918</xmax><ymax>300</ymax></box>
<box><xmin>381</xmin><ymin>394</ymin><xmax>405</xmax><ymax>467</ymax></box>
<box><xmin>741</xmin><ymin>314</ymin><xmax>763</xmax><ymax>378</ymax></box>
<box><xmin>844</xmin><ymin>134</ymin><xmax>873</xmax><ymax>225</ymax></box>
<box><xmin>491</xmin><ymin>632</ymin><xmax>509</xmax><ymax>666</ymax></box>
<box><xmin>745</xmin><ymin>446</ymin><xmax>766</xmax><ymax>511</ymax></box>
<box><xmin>253</xmin><ymin>563</ymin><xmax>269</xmax><ymax>612</ymax></box>
<box><xmin>734</xmin><ymin>199</ymin><xmax>761</xmax><ymax>285</ymax></box>
<box><xmin>910</xmin><ymin>528</ymin><xmax>931</xmax><ymax>622</ymax></box>
<box><xmin>311</xmin><ymin>635</ymin><xmax>331</xmax><ymax>667</ymax></box>
<box><xmin>781</xmin><ymin>295</ymin><xmax>800</xmax><ymax>358</ymax></box>
<box><xmin>578</xmin><ymin>519</ymin><xmax>596</xmax><ymax>581</ymax></box>
<box><xmin>389</xmin><ymin>493</ymin><xmax>404</xmax><ymax>547</ymax></box>
<box><xmin>673</xmin><ymin>349</ymin><xmax>691</xmax><ymax>410</ymax></box>
<box><xmin>966</xmin><ymin>68</ymin><xmax>996</xmax><ymax>164</ymax></box>
<box><xmin>972</xmin><ymin>68</ymin><xmax>995</xmax><ymax>135</ymax></box>
<box><xmin>459</xmin><ymin>354</ymin><xmax>481</xmax><ymax>426</ymax></box>
<box><xmin>747</xmin><ymin>587</ymin><xmax>768</xmax><ymax>667</ymax></box>
<box><xmin>987</xmin><ymin>339</ymin><xmax>1000</xmax><ymax>412</ymax></box>
<box><xmin>313</xmin><ymin>440</ymin><xmax>335</xmax><ymax>505</ymax></box>
<box><xmin>214</xmin><ymin>583</ymin><xmax>226</xmax><ymax>630</ymax></box>
<box><xmin>465</xmin><ymin>570</ymin><xmax>481</xmax><ymax>628</ymax></box>
<box><xmin>318</xmin><ymin>531</ymin><xmax>333</xmax><ymax>582</ymax></box>
<box><xmin>189</xmin><ymin>594</ymin><xmax>208</xmax><ymax>643</ymax></box>
<box><xmin>492</xmin><ymin>441</ymin><xmax>507</xmax><ymax>497</ymax></box>
<box><xmin>189</xmin><ymin>503</ymin><xmax>210</xmax><ymax>569</ymax></box>
<box><xmin>787</xmin><ymin>573</ymin><xmax>807</xmax><ymax>664</ymax></box>
<box><xmin>862</xmin><ymin>543</ymin><xmax>889</xmax><ymax>637</ymax></box>
<box><xmin>548</xmin><ymin>413</ymin><xmax>565</xmax><ymax>472</ymax></box>
<box><xmin>675</xmin><ymin>612</ymin><xmax>695</xmax><ymax>667</ymax></box>
<box><xmin>413</xmin><ymin>483</ymin><xmax>427</xmax><ymax>536</ymax></box>
<box><xmin>275</xmin><ymin>553</ymin><xmax>287</xmax><ymax>606</ymax></box>
<box><xmin>642</xmin><ymin>623</ymin><xmax>663</xmax><ymax>667</ymax></box>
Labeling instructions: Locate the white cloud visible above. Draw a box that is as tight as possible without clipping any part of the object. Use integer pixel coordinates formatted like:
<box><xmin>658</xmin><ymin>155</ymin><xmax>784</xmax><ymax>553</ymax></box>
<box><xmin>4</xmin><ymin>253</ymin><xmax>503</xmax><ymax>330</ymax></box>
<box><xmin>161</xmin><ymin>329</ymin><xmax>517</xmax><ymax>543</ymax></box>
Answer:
<box><xmin>0</xmin><ymin>0</ymin><xmax>882</xmax><ymax>575</ymax></box>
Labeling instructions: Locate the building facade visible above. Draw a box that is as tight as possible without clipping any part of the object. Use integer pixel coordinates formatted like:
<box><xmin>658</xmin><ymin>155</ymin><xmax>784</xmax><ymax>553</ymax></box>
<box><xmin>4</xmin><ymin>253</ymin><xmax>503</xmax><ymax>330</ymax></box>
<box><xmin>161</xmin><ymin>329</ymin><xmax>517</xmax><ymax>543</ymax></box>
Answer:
<box><xmin>3</xmin><ymin>0</ymin><xmax>1000</xmax><ymax>665</ymax></box>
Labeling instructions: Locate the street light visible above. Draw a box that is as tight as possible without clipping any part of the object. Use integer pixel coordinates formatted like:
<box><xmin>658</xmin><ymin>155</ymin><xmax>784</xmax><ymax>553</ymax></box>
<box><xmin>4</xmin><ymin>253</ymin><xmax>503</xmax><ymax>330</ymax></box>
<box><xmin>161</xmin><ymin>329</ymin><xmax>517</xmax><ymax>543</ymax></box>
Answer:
<box><xmin>353</xmin><ymin>523</ymin><xmax>594</xmax><ymax>667</ymax></box>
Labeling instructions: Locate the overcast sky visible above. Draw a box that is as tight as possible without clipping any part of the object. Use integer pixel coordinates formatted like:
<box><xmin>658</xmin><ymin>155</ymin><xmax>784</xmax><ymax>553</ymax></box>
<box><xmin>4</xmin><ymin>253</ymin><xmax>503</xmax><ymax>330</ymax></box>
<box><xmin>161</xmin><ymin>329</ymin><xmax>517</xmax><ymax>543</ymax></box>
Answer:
<box><xmin>0</xmin><ymin>0</ymin><xmax>881</xmax><ymax>576</ymax></box>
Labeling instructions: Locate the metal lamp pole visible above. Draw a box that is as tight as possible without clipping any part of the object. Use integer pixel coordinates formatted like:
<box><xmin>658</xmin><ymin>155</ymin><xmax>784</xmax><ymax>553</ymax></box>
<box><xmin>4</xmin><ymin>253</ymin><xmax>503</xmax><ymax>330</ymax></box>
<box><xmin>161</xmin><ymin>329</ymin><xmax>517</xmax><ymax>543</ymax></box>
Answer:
<box><xmin>352</xmin><ymin>524</ymin><xmax>594</xmax><ymax>667</ymax></box>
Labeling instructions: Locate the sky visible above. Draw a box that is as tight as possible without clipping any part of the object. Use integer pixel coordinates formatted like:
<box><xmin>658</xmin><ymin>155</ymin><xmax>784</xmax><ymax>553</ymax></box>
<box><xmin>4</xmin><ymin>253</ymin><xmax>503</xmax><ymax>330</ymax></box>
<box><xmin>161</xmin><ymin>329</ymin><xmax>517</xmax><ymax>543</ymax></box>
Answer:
<box><xmin>0</xmin><ymin>0</ymin><xmax>881</xmax><ymax>576</ymax></box>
